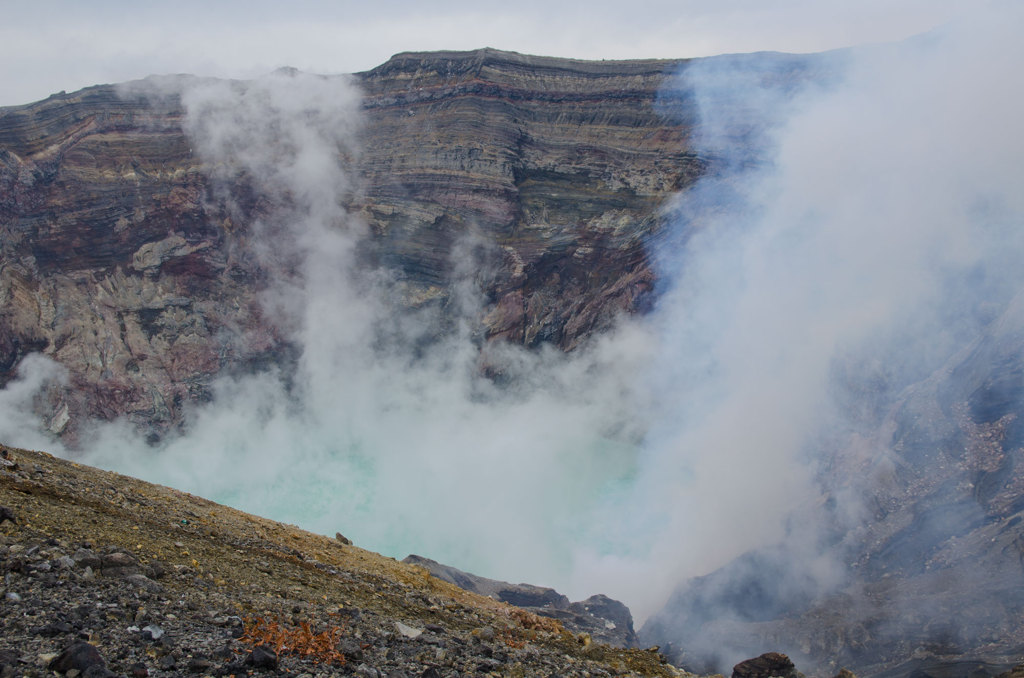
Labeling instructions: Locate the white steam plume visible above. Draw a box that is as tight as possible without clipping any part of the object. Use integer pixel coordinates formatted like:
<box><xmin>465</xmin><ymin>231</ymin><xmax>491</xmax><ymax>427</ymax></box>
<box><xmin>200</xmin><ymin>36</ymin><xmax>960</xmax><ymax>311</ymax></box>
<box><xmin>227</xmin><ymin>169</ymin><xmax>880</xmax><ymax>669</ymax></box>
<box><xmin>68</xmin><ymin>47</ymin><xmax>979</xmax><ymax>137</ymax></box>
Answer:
<box><xmin>36</xmin><ymin>68</ymin><xmax>654</xmax><ymax>600</ymax></box>
<box><xmin>599</xmin><ymin>0</ymin><xmax>1024</xmax><ymax>648</ymax></box>
<box><xmin>0</xmin><ymin>354</ymin><xmax>68</xmax><ymax>450</ymax></box>
<box><xmin>1</xmin><ymin>3</ymin><xmax>1021</xmax><ymax>643</ymax></box>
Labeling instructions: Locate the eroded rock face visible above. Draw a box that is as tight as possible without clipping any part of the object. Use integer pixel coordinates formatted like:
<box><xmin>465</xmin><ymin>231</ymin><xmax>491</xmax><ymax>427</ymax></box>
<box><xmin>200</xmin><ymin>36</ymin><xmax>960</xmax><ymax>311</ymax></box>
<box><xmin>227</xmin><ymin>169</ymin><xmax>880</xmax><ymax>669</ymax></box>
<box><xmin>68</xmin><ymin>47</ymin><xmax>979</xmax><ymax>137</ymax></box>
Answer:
<box><xmin>354</xmin><ymin>49</ymin><xmax>704</xmax><ymax>350</ymax></box>
<box><xmin>0</xmin><ymin>84</ymin><xmax>255</xmax><ymax>436</ymax></box>
<box><xmin>0</xmin><ymin>49</ymin><xmax>701</xmax><ymax>438</ymax></box>
<box><xmin>403</xmin><ymin>554</ymin><xmax>640</xmax><ymax>648</ymax></box>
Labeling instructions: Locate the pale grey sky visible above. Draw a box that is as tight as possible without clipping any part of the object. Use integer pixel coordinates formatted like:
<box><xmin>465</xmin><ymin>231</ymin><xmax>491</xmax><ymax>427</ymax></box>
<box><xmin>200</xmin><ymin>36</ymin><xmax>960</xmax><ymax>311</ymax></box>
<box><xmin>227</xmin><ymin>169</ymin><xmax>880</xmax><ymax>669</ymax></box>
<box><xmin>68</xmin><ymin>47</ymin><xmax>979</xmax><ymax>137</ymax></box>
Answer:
<box><xmin>1</xmin><ymin>1</ymin><xmax>970</xmax><ymax>106</ymax></box>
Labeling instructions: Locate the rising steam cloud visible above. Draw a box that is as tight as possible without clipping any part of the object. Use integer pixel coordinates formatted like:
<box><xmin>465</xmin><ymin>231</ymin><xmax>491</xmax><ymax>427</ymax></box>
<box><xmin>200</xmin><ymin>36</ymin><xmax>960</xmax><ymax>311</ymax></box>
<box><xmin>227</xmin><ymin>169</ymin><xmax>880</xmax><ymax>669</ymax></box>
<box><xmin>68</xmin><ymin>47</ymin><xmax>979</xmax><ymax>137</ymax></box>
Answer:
<box><xmin>627</xmin><ymin>0</ymin><xmax>1024</xmax><ymax>664</ymax></box>
<box><xmin>5</xmin><ymin>68</ymin><xmax>656</xmax><ymax>599</ymax></box>
<box><xmin>1</xmin><ymin>3</ymin><xmax>1021</xmax><ymax>657</ymax></box>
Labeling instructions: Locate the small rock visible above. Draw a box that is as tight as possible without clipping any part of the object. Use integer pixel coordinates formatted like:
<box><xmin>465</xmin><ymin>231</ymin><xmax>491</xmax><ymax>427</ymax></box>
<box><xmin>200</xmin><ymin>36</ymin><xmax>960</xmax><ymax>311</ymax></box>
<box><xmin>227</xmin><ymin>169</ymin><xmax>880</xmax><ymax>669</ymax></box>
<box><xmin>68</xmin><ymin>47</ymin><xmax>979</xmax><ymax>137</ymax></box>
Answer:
<box><xmin>246</xmin><ymin>645</ymin><xmax>278</xmax><ymax>670</ymax></box>
<box><xmin>145</xmin><ymin>560</ymin><xmax>168</xmax><ymax>580</ymax></box>
<box><xmin>335</xmin><ymin>532</ymin><xmax>352</xmax><ymax>545</ymax></box>
<box><xmin>212</xmin><ymin>615</ymin><xmax>242</xmax><ymax>628</ymax></box>
<box><xmin>124</xmin><ymin>574</ymin><xmax>163</xmax><ymax>593</ymax></box>
<box><xmin>4</xmin><ymin>591</ymin><xmax>21</xmax><ymax>603</ymax></box>
<box><xmin>72</xmin><ymin>549</ymin><xmax>101</xmax><ymax>570</ymax></box>
<box><xmin>0</xmin><ymin>508</ymin><xmax>16</xmax><ymax>525</ymax></box>
<box><xmin>395</xmin><ymin>621</ymin><xmax>423</xmax><ymax>639</ymax></box>
<box><xmin>355</xmin><ymin>664</ymin><xmax>380</xmax><ymax>678</ymax></box>
<box><xmin>100</xmin><ymin>551</ymin><xmax>139</xmax><ymax>575</ymax></box>
<box><xmin>420</xmin><ymin>633</ymin><xmax>444</xmax><ymax>646</ymax></box>
<box><xmin>421</xmin><ymin>668</ymin><xmax>442</xmax><ymax>678</ymax></box>
<box><xmin>0</xmin><ymin>649</ymin><xmax>19</xmax><ymax>669</ymax></box>
<box><xmin>141</xmin><ymin>624</ymin><xmax>164</xmax><ymax>641</ymax></box>
<box><xmin>157</xmin><ymin>655</ymin><xmax>176</xmax><ymax>670</ymax></box>
<box><xmin>48</xmin><ymin>642</ymin><xmax>105</xmax><ymax>673</ymax></box>
<box><xmin>338</xmin><ymin>638</ymin><xmax>363</xmax><ymax>661</ymax></box>
<box><xmin>222</xmin><ymin>661</ymin><xmax>249</xmax><ymax>675</ymax></box>
<box><xmin>186</xmin><ymin>658</ymin><xmax>212</xmax><ymax>673</ymax></box>
<box><xmin>337</xmin><ymin>606</ymin><xmax>362</xmax><ymax>621</ymax></box>
<box><xmin>476</xmin><ymin>657</ymin><xmax>503</xmax><ymax>672</ymax></box>
<box><xmin>129</xmin><ymin>662</ymin><xmax>148</xmax><ymax>678</ymax></box>
<box><xmin>35</xmin><ymin>621</ymin><xmax>74</xmax><ymax>637</ymax></box>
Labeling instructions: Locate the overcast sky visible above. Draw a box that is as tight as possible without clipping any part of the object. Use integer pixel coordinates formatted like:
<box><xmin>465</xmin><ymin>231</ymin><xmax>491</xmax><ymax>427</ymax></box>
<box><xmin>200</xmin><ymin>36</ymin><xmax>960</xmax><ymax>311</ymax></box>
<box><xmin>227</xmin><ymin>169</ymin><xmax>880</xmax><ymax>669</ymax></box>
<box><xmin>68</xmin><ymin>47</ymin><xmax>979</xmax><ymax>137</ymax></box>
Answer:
<box><xmin>0</xmin><ymin>0</ymin><xmax>973</xmax><ymax>107</ymax></box>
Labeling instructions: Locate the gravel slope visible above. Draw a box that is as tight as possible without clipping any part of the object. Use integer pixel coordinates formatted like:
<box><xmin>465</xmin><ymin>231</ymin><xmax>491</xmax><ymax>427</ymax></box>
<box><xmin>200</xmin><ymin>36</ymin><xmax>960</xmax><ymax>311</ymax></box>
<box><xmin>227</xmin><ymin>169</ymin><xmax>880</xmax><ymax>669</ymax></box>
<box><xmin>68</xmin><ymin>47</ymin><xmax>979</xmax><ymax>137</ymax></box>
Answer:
<box><xmin>0</xmin><ymin>444</ymin><xmax>687</xmax><ymax>677</ymax></box>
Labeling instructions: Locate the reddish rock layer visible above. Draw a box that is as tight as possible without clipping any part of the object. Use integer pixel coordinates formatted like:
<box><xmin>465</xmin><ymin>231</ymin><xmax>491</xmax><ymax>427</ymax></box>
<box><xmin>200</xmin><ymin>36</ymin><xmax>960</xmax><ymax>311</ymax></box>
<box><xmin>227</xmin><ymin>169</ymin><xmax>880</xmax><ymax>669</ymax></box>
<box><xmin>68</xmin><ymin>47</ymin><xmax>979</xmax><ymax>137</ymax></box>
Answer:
<box><xmin>0</xmin><ymin>49</ymin><xmax>701</xmax><ymax>435</ymax></box>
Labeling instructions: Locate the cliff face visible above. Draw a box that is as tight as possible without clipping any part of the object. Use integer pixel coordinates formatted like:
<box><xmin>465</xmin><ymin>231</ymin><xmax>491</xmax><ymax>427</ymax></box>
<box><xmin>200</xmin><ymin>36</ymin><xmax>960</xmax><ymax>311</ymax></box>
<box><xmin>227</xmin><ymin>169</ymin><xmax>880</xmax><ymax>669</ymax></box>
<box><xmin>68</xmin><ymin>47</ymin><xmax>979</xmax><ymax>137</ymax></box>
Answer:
<box><xmin>0</xmin><ymin>85</ymin><xmax>236</xmax><ymax>432</ymax></box>
<box><xmin>0</xmin><ymin>49</ymin><xmax>699</xmax><ymax>435</ymax></box>
<box><xmin>355</xmin><ymin>49</ymin><xmax>701</xmax><ymax>348</ymax></box>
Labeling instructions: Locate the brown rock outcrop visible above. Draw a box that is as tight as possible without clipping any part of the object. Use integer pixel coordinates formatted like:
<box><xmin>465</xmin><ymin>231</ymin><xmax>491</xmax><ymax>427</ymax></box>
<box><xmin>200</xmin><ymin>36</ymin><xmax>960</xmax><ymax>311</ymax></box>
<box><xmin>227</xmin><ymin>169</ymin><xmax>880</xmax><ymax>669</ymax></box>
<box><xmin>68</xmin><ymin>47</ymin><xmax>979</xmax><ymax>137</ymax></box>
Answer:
<box><xmin>404</xmin><ymin>554</ymin><xmax>640</xmax><ymax>648</ymax></box>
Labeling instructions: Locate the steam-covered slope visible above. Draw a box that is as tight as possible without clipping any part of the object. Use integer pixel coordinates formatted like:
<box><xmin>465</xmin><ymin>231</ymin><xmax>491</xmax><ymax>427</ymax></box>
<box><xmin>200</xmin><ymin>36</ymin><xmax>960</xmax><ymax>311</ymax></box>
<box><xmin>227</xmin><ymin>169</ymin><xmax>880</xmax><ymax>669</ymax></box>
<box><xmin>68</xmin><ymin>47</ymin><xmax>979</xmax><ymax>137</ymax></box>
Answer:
<box><xmin>636</xmin><ymin>22</ymin><xmax>1024</xmax><ymax>678</ymax></box>
<box><xmin>641</xmin><ymin>299</ymin><xmax>1024</xmax><ymax>674</ymax></box>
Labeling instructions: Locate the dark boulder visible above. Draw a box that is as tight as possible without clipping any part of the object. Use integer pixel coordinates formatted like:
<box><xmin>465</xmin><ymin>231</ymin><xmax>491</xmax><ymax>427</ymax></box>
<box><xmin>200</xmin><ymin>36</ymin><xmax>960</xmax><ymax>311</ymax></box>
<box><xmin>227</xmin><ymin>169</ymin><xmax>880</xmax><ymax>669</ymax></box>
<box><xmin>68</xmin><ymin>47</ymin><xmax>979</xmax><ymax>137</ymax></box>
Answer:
<box><xmin>48</xmin><ymin>641</ymin><xmax>106</xmax><ymax>673</ymax></box>
<box><xmin>246</xmin><ymin>645</ymin><xmax>279</xmax><ymax>670</ymax></box>
<box><xmin>733</xmin><ymin>652</ymin><xmax>801</xmax><ymax>678</ymax></box>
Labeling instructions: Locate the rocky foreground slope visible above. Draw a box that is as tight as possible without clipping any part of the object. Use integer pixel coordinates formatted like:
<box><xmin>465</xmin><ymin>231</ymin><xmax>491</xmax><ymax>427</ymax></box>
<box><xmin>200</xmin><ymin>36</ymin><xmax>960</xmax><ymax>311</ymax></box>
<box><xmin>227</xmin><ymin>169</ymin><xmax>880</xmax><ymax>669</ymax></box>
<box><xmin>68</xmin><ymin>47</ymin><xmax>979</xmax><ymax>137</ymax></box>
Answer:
<box><xmin>0</xmin><ymin>444</ymin><xmax>684</xmax><ymax>677</ymax></box>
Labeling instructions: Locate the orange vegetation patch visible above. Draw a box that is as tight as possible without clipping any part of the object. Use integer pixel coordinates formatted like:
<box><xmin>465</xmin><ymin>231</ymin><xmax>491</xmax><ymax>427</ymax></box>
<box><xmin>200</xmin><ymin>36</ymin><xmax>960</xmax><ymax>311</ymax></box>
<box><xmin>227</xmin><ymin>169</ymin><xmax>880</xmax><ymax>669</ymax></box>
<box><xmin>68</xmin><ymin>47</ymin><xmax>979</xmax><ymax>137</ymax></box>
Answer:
<box><xmin>238</xmin><ymin>617</ymin><xmax>349</xmax><ymax>665</ymax></box>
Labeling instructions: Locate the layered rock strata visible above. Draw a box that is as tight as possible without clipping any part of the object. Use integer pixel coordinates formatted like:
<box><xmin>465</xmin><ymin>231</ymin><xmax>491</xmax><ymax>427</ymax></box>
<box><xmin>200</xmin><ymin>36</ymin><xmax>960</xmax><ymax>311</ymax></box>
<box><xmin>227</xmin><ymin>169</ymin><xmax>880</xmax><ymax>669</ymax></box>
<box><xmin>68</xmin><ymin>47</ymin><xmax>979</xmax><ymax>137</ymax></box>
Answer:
<box><xmin>0</xmin><ymin>48</ymin><xmax>700</xmax><ymax>437</ymax></box>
